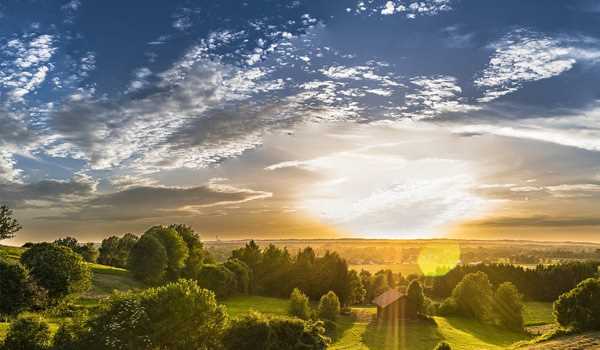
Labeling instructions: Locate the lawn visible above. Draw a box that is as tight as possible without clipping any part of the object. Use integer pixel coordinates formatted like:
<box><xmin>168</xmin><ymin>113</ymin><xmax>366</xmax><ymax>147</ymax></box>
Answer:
<box><xmin>222</xmin><ymin>295</ymin><xmax>290</xmax><ymax>317</ymax></box>
<box><xmin>331</xmin><ymin>307</ymin><xmax>531</xmax><ymax>350</ymax></box>
<box><xmin>522</xmin><ymin>302</ymin><xmax>554</xmax><ymax>326</ymax></box>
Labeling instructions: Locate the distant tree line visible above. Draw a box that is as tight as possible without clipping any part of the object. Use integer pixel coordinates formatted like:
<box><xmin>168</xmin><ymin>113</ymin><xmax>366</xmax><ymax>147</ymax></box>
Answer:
<box><xmin>431</xmin><ymin>262</ymin><xmax>600</xmax><ymax>301</ymax></box>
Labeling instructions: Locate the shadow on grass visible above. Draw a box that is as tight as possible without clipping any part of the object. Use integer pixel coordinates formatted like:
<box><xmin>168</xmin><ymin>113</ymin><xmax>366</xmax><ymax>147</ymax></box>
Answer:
<box><xmin>443</xmin><ymin>316</ymin><xmax>530</xmax><ymax>347</ymax></box>
<box><xmin>361</xmin><ymin>317</ymin><xmax>443</xmax><ymax>350</ymax></box>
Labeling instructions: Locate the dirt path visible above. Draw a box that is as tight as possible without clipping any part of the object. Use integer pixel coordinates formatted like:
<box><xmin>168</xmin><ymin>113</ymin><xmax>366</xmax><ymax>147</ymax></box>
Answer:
<box><xmin>521</xmin><ymin>332</ymin><xmax>600</xmax><ymax>350</ymax></box>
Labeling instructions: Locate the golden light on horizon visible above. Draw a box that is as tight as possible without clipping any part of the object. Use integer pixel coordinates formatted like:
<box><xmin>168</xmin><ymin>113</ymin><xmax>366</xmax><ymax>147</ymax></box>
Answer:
<box><xmin>417</xmin><ymin>243</ymin><xmax>461</xmax><ymax>277</ymax></box>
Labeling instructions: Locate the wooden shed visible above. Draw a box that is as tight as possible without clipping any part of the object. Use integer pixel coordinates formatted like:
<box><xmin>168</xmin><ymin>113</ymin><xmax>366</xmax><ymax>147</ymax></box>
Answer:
<box><xmin>372</xmin><ymin>288</ymin><xmax>409</xmax><ymax>321</ymax></box>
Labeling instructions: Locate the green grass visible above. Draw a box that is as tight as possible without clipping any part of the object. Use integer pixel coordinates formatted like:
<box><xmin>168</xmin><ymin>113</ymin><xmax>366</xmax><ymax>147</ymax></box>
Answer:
<box><xmin>222</xmin><ymin>295</ymin><xmax>290</xmax><ymax>317</ymax></box>
<box><xmin>350</xmin><ymin>264</ymin><xmax>422</xmax><ymax>276</ymax></box>
<box><xmin>83</xmin><ymin>263</ymin><xmax>144</xmax><ymax>299</ymax></box>
<box><xmin>331</xmin><ymin>307</ymin><xmax>531</xmax><ymax>350</ymax></box>
<box><xmin>523</xmin><ymin>302</ymin><xmax>554</xmax><ymax>326</ymax></box>
<box><xmin>0</xmin><ymin>245</ymin><xmax>24</xmax><ymax>263</ymax></box>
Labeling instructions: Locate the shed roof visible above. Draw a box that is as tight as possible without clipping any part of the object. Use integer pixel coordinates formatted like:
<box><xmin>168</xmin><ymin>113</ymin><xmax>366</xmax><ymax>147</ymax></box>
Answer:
<box><xmin>372</xmin><ymin>289</ymin><xmax>405</xmax><ymax>308</ymax></box>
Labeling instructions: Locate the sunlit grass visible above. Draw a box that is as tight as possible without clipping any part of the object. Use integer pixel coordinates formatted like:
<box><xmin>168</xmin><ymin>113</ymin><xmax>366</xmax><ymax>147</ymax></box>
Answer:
<box><xmin>222</xmin><ymin>295</ymin><xmax>290</xmax><ymax>317</ymax></box>
<box><xmin>523</xmin><ymin>302</ymin><xmax>554</xmax><ymax>326</ymax></box>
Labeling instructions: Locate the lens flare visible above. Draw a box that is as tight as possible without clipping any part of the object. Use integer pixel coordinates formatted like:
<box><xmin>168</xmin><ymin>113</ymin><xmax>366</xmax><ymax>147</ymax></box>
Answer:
<box><xmin>417</xmin><ymin>243</ymin><xmax>461</xmax><ymax>277</ymax></box>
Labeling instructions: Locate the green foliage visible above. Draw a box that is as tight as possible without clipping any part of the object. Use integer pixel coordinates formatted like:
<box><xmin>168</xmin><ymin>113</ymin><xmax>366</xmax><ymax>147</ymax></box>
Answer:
<box><xmin>493</xmin><ymin>282</ymin><xmax>524</xmax><ymax>331</ymax></box>
<box><xmin>145</xmin><ymin>226</ymin><xmax>189</xmax><ymax>280</ymax></box>
<box><xmin>451</xmin><ymin>271</ymin><xmax>494</xmax><ymax>322</ymax></box>
<box><xmin>20</xmin><ymin>243</ymin><xmax>91</xmax><ymax>302</ymax></box>
<box><xmin>76</xmin><ymin>243</ymin><xmax>99</xmax><ymax>263</ymax></box>
<box><xmin>346</xmin><ymin>270</ymin><xmax>366</xmax><ymax>305</ymax></box>
<box><xmin>53</xmin><ymin>237</ymin><xmax>79</xmax><ymax>251</ymax></box>
<box><xmin>437</xmin><ymin>298</ymin><xmax>458</xmax><ymax>316</ymax></box>
<box><xmin>85</xmin><ymin>279</ymin><xmax>227</xmax><ymax>350</ymax></box>
<box><xmin>223</xmin><ymin>312</ymin><xmax>329</xmax><ymax>350</ymax></box>
<box><xmin>406</xmin><ymin>280</ymin><xmax>425</xmax><ymax>317</ymax></box>
<box><xmin>98</xmin><ymin>234</ymin><xmax>138</xmax><ymax>268</ymax></box>
<box><xmin>289</xmin><ymin>288</ymin><xmax>311</xmax><ymax>320</ymax></box>
<box><xmin>224</xmin><ymin>258</ymin><xmax>251</xmax><ymax>294</ymax></box>
<box><xmin>52</xmin><ymin>314</ymin><xmax>90</xmax><ymax>350</ymax></box>
<box><xmin>318</xmin><ymin>291</ymin><xmax>341</xmax><ymax>321</ymax></box>
<box><xmin>434</xmin><ymin>341</ymin><xmax>452</xmax><ymax>350</ymax></box>
<box><xmin>0</xmin><ymin>259</ymin><xmax>45</xmax><ymax>316</ymax></box>
<box><xmin>0</xmin><ymin>205</ymin><xmax>21</xmax><ymax>241</ymax></box>
<box><xmin>554</xmin><ymin>277</ymin><xmax>600</xmax><ymax>331</ymax></box>
<box><xmin>2</xmin><ymin>316</ymin><xmax>51</xmax><ymax>350</ymax></box>
<box><xmin>197</xmin><ymin>264</ymin><xmax>237</xmax><ymax>298</ymax></box>
<box><xmin>128</xmin><ymin>234</ymin><xmax>167</xmax><ymax>285</ymax></box>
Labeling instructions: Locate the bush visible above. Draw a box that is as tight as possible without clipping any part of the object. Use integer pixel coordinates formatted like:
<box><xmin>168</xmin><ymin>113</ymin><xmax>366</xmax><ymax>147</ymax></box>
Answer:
<box><xmin>289</xmin><ymin>288</ymin><xmax>311</xmax><ymax>320</ymax></box>
<box><xmin>554</xmin><ymin>277</ymin><xmax>600</xmax><ymax>331</ymax></box>
<box><xmin>0</xmin><ymin>259</ymin><xmax>45</xmax><ymax>316</ymax></box>
<box><xmin>86</xmin><ymin>279</ymin><xmax>227</xmax><ymax>350</ymax></box>
<box><xmin>494</xmin><ymin>282</ymin><xmax>524</xmax><ymax>330</ymax></box>
<box><xmin>436</xmin><ymin>298</ymin><xmax>458</xmax><ymax>316</ymax></box>
<box><xmin>20</xmin><ymin>243</ymin><xmax>91</xmax><ymax>302</ymax></box>
<box><xmin>318</xmin><ymin>291</ymin><xmax>341</xmax><ymax>321</ymax></box>
<box><xmin>434</xmin><ymin>341</ymin><xmax>452</xmax><ymax>350</ymax></box>
<box><xmin>3</xmin><ymin>317</ymin><xmax>51</xmax><ymax>350</ymax></box>
<box><xmin>451</xmin><ymin>271</ymin><xmax>494</xmax><ymax>321</ymax></box>
<box><xmin>128</xmin><ymin>234</ymin><xmax>168</xmax><ymax>285</ymax></box>
<box><xmin>223</xmin><ymin>312</ymin><xmax>329</xmax><ymax>350</ymax></box>
<box><xmin>52</xmin><ymin>314</ymin><xmax>90</xmax><ymax>350</ymax></box>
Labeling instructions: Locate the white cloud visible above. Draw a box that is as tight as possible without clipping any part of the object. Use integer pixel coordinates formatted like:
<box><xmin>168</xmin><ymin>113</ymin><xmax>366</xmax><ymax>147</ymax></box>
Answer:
<box><xmin>404</xmin><ymin>75</ymin><xmax>478</xmax><ymax>118</ymax></box>
<box><xmin>475</xmin><ymin>30</ymin><xmax>600</xmax><ymax>102</ymax></box>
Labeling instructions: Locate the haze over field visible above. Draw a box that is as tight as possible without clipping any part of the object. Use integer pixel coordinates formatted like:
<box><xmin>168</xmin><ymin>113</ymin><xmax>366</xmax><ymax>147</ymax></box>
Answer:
<box><xmin>2</xmin><ymin>0</ymin><xmax>600</xmax><ymax>244</ymax></box>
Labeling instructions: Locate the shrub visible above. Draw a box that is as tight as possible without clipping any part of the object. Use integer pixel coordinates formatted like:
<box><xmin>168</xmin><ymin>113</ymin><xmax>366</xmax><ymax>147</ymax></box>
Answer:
<box><xmin>436</xmin><ymin>298</ymin><xmax>458</xmax><ymax>316</ymax></box>
<box><xmin>20</xmin><ymin>243</ymin><xmax>91</xmax><ymax>302</ymax></box>
<box><xmin>52</xmin><ymin>314</ymin><xmax>90</xmax><ymax>350</ymax></box>
<box><xmin>128</xmin><ymin>234</ymin><xmax>168</xmax><ymax>285</ymax></box>
<box><xmin>86</xmin><ymin>279</ymin><xmax>227</xmax><ymax>350</ymax></box>
<box><xmin>494</xmin><ymin>282</ymin><xmax>524</xmax><ymax>330</ymax></box>
<box><xmin>554</xmin><ymin>277</ymin><xmax>600</xmax><ymax>331</ymax></box>
<box><xmin>223</xmin><ymin>312</ymin><xmax>329</xmax><ymax>350</ymax></box>
<box><xmin>451</xmin><ymin>271</ymin><xmax>494</xmax><ymax>321</ymax></box>
<box><xmin>289</xmin><ymin>288</ymin><xmax>311</xmax><ymax>320</ymax></box>
<box><xmin>3</xmin><ymin>316</ymin><xmax>51</xmax><ymax>350</ymax></box>
<box><xmin>0</xmin><ymin>259</ymin><xmax>45</xmax><ymax>316</ymax></box>
<box><xmin>318</xmin><ymin>291</ymin><xmax>341</xmax><ymax>321</ymax></box>
<box><xmin>434</xmin><ymin>341</ymin><xmax>452</xmax><ymax>350</ymax></box>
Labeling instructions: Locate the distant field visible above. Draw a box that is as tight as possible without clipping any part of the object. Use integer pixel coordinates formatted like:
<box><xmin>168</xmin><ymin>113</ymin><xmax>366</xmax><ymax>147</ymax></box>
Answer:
<box><xmin>350</xmin><ymin>263</ymin><xmax>422</xmax><ymax>276</ymax></box>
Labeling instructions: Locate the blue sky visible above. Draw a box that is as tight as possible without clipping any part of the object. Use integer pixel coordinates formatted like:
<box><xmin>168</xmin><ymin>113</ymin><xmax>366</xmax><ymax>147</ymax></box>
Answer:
<box><xmin>2</xmin><ymin>0</ymin><xmax>600</xmax><ymax>243</ymax></box>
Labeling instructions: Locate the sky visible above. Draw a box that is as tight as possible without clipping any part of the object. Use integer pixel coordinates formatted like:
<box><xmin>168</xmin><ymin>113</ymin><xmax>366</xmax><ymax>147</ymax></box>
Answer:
<box><xmin>2</xmin><ymin>0</ymin><xmax>600</xmax><ymax>244</ymax></box>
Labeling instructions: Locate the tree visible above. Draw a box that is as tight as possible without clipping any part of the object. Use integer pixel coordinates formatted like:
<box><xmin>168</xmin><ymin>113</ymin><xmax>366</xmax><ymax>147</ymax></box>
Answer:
<box><xmin>318</xmin><ymin>291</ymin><xmax>341</xmax><ymax>321</ymax></box>
<box><xmin>145</xmin><ymin>226</ymin><xmax>188</xmax><ymax>280</ymax></box>
<box><xmin>346</xmin><ymin>270</ymin><xmax>366</xmax><ymax>305</ymax></box>
<box><xmin>494</xmin><ymin>282</ymin><xmax>524</xmax><ymax>330</ymax></box>
<box><xmin>0</xmin><ymin>205</ymin><xmax>21</xmax><ymax>240</ymax></box>
<box><xmin>54</xmin><ymin>237</ymin><xmax>79</xmax><ymax>251</ymax></box>
<box><xmin>128</xmin><ymin>234</ymin><xmax>168</xmax><ymax>285</ymax></box>
<box><xmin>451</xmin><ymin>271</ymin><xmax>494</xmax><ymax>321</ymax></box>
<box><xmin>406</xmin><ymin>280</ymin><xmax>425</xmax><ymax>317</ymax></box>
<box><xmin>0</xmin><ymin>259</ymin><xmax>45</xmax><ymax>316</ymax></box>
<box><xmin>170</xmin><ymin>225</ymin><xmax>206</xmax><ymax>279</ymax></box>
<box><xmin>3</xmin><ymin>316</ymin><xmax>51</xmax><ymax>350</ymax></box>
<box><xmin>554</xmin><ymin>277</ymin><xmax>600</xmax><ymax>331</ymax></box>
<box><xmin>98</xmin><ymin>234</ymin><xmax>138</xmax><ymax>268</ymax></box>
<box><xmin>20</xmin><ymin>243</ymin><xmax>91</xmax><ymax>302</ymax></box>
<box><xmin>434</xmin><ymin>341</ymin><xmax>452</xmax><ymax>350</ymax></box>
<box><xmin>224</xmin><ymin>258</ymin><xmax>251</xmax><ymax>294</ymax></box>
<box><xmin>77</xmin><ymin>243</ymin><xmax>99</xmax><ymax>263</ymax></box>
<box><xmin>197</xmin><ymin>264</ymin><xmax>237</xmax><ymax>298</ymax></box>
<box><xmin>289</xmin><ymin>288</ymin><xmax>311</xmax><ymax>320</ymax></box>
<box><xmin>223</xmin><ymin>312</ymin><xmax>329</xmax><ymax>350</ymax></box>
<box><xmin>87</xmin><ymin>279</ymin><xmax>227</xmax><ymax>350</ymax></box>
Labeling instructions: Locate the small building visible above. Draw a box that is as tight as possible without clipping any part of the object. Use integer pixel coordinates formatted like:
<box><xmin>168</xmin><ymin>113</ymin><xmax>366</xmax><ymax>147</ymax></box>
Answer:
<box><xmin>372</xmin><ymin>288</ymin><xmax>410</xmax><ymax>321</ymax></box>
